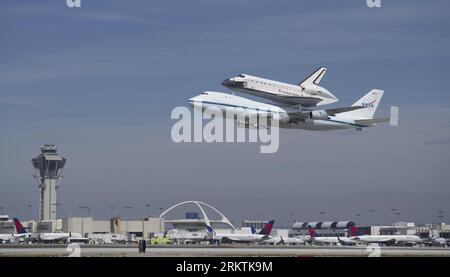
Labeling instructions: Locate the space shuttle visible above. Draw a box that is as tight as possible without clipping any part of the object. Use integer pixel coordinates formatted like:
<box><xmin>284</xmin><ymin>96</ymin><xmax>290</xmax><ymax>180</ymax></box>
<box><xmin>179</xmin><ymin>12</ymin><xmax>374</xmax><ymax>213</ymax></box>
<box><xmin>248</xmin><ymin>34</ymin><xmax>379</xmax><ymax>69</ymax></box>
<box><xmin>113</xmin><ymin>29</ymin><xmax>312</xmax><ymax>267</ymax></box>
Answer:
<box><xmin>222</xmin><ymin>67</ymin><xmax>338</xmax><ymax>107</ymax></box>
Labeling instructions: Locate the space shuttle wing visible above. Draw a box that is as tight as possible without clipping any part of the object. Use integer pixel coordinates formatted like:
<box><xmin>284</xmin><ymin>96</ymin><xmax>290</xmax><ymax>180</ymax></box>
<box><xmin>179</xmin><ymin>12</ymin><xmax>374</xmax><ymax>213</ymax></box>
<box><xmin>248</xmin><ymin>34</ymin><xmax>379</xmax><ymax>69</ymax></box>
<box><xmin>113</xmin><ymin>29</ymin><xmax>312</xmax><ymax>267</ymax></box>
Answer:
<box><xmin>281</xmin><ymin>95</ymin><xmax>323</xmax><ymax>106</ymax></box>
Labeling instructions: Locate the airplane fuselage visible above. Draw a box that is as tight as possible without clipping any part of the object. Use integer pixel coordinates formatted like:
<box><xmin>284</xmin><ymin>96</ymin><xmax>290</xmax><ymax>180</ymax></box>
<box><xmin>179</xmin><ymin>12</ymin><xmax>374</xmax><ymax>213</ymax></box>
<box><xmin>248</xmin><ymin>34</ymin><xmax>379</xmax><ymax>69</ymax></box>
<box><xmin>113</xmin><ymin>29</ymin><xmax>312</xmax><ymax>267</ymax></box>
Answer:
<box><xmin>188</xmin><ymin>91</ymin><xmax>368</xmax><ymax>131</ymax></box>
<box><xmin>39</xmin><ymin>232</ymin><xmax>75</xmax><ymax>242</ymax></box>
<box><xmin>351</xmin><ymin>235</ymin><xmax>421</xmax><ymax>245</ymax></box>
<box><xmin>222</xmin><ymin>74</ymin><xmax>337</xmax><ymax>107</ymax></box>
<box><xmin>210</xmin><ymin>232</ymin><xmax>268</xmax><ymax>243</ymax></box>
<box><xmin>0</xmin><ymin>234</ymin><xmax>13</xmax><ymax>243</ymax></box>
<box><xmin>262</xmin><ymin>236</ymin><xmax>305</xmax><ymax>245</ymax></box>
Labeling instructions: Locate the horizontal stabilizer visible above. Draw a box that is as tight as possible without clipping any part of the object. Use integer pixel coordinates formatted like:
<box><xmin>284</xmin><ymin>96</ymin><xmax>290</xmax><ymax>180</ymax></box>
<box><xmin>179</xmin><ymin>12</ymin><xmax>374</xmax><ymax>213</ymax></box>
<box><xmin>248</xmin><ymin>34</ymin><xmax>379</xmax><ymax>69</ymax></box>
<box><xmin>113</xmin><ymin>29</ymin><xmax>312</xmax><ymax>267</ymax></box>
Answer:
<box><xmin>354</xmin><ymin>117</ymin><xmax>389</xmax><ymax>126</ymax></box>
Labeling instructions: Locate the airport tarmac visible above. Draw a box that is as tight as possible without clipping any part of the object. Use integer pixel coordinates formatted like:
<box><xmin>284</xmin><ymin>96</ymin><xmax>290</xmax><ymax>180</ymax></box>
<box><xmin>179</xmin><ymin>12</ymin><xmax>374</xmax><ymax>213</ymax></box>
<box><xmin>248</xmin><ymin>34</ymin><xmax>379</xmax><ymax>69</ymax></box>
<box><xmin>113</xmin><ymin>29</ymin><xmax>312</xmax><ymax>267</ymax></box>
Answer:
<box><xmin>1</xmin><ymin>244</ymin><xmax>449</xmax><ymax>257</ymax></box>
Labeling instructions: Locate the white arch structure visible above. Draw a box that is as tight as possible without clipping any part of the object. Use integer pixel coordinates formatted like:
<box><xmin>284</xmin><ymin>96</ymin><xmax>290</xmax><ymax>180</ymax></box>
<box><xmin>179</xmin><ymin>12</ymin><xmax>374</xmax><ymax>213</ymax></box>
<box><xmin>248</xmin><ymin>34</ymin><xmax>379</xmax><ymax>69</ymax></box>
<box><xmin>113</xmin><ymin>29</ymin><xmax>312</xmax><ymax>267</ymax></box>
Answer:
<box><xmin>160</xmin><ymin>201</ymin><xmax>236</xmax><ymax>230</ymax></box>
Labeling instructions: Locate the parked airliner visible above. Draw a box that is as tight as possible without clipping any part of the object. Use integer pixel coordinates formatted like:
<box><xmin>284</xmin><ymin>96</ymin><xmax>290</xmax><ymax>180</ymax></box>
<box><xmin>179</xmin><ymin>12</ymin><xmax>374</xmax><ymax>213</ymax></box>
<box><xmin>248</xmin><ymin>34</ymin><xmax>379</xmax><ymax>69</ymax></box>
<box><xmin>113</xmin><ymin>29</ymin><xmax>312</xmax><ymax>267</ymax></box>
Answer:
<box><xmin>261</xmin><ymin>235</ymin><xmax>306</xmax><ymax>245</ymax></box>
<box><xmin>13</xmin><ymin>217</ymin><xmax>88</xmax><ymax>243</ymax></box>
<box><xmin>246</xmin><ymin>226</ymin><xmax>305</xmax><ymax>245</ymax></box>
<box><xmin>307</xmin><ymin>227</ymin><xmax>355</xmax><ymax>245</ymax></box>
<box><xmin>346</xmin><ymin>226</ymin><xmax>422</xmax><ymax>246</ymax></box>
<box><xmin>206</xmin><ymin>220</ymin><xmax>275</xmax><ymax>243</ymax></box>
<box><xmin>188</xmin><ymin>89</ymin><xmax>398</xmax><ymax>131</ymax></box>
<box><xmin>0</xmin><ymin>218</ymin><xmax>31</xmax><ymax>243</ymax></box>
<box><xmin>222</xmin><ymin>67</ymin><xmax>338</xmax><ymax>107</ymax></box>
<box><xmin>307</xmin><ymin>226</ymin><xmax>421</xmax><ymax>246</ymax></box>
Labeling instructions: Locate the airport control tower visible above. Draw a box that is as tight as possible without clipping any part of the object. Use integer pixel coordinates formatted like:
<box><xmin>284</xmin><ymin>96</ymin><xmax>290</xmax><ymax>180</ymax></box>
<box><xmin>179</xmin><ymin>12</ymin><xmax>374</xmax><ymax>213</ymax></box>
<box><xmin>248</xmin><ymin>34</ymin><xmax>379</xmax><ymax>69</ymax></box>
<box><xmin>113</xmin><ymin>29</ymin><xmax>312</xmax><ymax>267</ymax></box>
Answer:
<box><xmin>32</xmin><ymin>144</ymin><xmax>66</xmax><ymax>221</ymax></box>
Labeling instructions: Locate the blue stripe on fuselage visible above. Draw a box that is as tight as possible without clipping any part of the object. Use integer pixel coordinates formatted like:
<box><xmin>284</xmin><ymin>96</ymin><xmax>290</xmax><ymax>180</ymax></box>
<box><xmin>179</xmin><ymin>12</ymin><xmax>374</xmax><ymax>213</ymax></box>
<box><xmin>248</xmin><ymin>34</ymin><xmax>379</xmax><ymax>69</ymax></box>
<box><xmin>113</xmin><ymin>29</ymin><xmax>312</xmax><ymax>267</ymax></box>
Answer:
<box><xmin>188</xmin><ymin>100</ymin><xmax>278</xmax><ymax>113</ymax></box>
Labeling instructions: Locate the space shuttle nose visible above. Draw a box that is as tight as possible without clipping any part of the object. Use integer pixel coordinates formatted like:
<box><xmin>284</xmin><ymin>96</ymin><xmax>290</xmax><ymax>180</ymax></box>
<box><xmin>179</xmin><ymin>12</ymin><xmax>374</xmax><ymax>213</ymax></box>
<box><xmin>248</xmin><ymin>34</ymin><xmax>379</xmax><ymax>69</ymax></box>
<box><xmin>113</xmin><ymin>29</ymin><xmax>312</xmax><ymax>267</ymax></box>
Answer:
<box><xmin>222</xmin><ymin>79</ymin><xmax>232</xmax><ymax>86</ymax></box>
<box><xmin>222</xmin><ymin>79</ymin><xmax>245</xmax><ymax>88</ymax></box>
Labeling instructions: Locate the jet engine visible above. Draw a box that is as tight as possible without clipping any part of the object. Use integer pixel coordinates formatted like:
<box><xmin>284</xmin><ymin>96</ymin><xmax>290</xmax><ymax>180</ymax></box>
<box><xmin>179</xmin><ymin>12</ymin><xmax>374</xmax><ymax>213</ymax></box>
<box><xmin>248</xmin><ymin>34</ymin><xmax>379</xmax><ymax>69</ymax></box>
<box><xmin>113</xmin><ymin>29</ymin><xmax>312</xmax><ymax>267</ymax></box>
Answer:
<box><xmin>309</xmin><ymin>110</ymin><xmax>328</xmax><ymax>120</ymax></box>
<box><xmin>271</xmin><ymin>113</ymin><xmax>289</xmax><ymax>123</ymax></box>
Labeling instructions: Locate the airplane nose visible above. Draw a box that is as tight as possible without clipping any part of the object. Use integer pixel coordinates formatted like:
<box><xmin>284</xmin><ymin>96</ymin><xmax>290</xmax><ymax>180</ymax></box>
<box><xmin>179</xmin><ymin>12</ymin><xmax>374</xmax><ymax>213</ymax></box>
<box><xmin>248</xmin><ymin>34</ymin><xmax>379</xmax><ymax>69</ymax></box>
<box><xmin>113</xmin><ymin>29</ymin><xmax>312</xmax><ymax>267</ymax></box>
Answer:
<box><xmin>222</xmin><ymin>79</ymin><xmax>233</xmax><ymax>86</ymax></box>
<box><xmin>222</xmin><ymin>79</ymin><xmax>245</xmax><ymax>88</ymax></box>
<box><xmin>187</xmin><ymin>96</ymin><xmax>196</xmax><ymax>106</ymax></box>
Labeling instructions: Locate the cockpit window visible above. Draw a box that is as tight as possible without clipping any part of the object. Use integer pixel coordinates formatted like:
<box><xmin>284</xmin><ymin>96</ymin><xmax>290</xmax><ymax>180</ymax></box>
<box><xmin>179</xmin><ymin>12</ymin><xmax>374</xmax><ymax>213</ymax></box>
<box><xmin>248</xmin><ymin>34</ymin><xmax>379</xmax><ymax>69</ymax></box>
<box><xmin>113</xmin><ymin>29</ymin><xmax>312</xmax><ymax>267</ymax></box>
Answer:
<box><xmin>201</xmin><ymin>92</ymin><xmax>208</xmax><ymax>95</ymax></box>
<box><xmin>238</xmin><ymin>74</ymin><xmax>245</xmax><ymax>78</ymax></box>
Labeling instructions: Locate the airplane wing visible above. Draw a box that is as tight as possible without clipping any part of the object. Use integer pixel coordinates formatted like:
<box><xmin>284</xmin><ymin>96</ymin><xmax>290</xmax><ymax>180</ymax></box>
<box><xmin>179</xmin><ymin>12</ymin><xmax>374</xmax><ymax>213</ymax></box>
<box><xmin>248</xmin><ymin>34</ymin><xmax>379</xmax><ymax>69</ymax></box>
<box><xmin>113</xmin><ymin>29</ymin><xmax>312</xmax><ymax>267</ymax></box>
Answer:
<box><xmin>221</xmin><ymin>236</ymin><xmax>240</xmax><ymax>243</ymax></box>
<box><xmin>244</xmin><ymin>110</ymin><xmax>272</xmax><ymax>118</ymax></box>
<box><xmin>338</xmin><ymin>237</ymin><xmax>358</xmax><ymax>245</ymax></box>
<box><xmin>375</xmin><ymin>238</ymin><xmax>396</xmax><ymax>244</ymax></box>
<box><xmin>236</xmin><ymin>111</ymin><xmax>271</xmax><ymax>129</ymax></box>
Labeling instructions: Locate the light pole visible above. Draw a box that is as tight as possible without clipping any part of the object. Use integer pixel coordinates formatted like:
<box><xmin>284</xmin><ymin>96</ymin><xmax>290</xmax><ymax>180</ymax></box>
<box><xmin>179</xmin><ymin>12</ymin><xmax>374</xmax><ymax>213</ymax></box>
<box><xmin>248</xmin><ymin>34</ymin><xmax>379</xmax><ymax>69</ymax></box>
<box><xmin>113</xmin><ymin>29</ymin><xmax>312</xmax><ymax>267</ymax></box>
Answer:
<box><xmin>146</xmin><ymin>204</ymin><xmax>151</xmax><ymax>217</ymax></box>
<box><xmin>123</xmin><ymin>206</ymin><xmax>133</xmax><ymax>237</ymax></box>
<box><xmin>389</xmin><ymin>208</ymin><xmax>397</xmax><ymax>225</ymax></box>
<box><xmin>395</xmin><ymin>212</ymin><xmax>402</xmax><ymax>223</ymax></box>
<box><xmin>109</xmin><ymin>206</ymin><xmax>115</xmax><ymax>219</ymax></box>
<box><xmin>0</xmin><ymin>206</ymin><xmax>4</xmax><ymax>215</ymax></box>
<box><xmin>158</xmin><ymin>207</ymin><xmax>164</xmax><ymax>232</ymax></box>
<box><xmin>28</xmin><ymin>205</ymin><xmax>32</xmax><ymax>220</ymax></box>
<box><xmin>289</xmin><ymin>213</ymin><xmax>294</xmax><ymax>225</ymax></box>
<box><xmin>437</xmin><ymin>211</ymin><xmax>444</xmax><ymax>224</ymax></box>
<box><xmin>78</xmin><ymin>206</ymin><xmax>89</xmax><ymax>237</ymax></box>
<box><xmin>320</xmin><ymin>211</ymin><xmax>326</xmax><ymax>221</ymax></box>
<box><xmin>369</xmin><ymin>209</ymin><xmax>376</xmax><ymax>226</ymax></box>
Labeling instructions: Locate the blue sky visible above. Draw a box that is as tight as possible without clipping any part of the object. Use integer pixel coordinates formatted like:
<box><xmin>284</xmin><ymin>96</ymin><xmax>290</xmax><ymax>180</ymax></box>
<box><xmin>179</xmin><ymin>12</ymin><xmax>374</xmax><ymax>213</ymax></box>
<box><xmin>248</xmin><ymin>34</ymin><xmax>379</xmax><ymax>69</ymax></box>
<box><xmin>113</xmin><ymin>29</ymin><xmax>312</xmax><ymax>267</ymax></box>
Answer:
<box><xmin>1</xmin><ymin>0</ymin><xmax>450</xmax><ymax>226</ymax></box>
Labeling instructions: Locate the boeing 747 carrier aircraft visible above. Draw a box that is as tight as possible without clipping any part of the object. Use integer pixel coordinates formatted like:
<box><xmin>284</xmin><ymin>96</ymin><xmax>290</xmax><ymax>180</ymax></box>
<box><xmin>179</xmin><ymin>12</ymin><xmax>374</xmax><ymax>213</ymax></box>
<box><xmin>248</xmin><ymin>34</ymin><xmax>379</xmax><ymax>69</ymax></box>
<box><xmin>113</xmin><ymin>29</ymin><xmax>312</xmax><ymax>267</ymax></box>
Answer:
<box><xmin>188</xmin><ymin>89</ymin><xmax>398</xmax><ymax>131</ymax></box>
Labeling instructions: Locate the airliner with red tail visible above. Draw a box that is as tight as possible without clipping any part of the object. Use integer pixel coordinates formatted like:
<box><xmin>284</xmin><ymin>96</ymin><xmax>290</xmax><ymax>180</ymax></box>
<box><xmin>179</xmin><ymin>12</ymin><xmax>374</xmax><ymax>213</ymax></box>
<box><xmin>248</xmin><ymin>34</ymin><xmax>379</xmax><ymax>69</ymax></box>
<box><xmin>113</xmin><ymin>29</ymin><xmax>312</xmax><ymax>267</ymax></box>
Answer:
<box><xmin>12</xmin><ymin>217</ymin><xmax>88</xmax><ymax>243</ymax></box>
<box><xmin>0</xmin><ymin>218</ymin><xmax>31</xmax><ymax>243</ymax></box>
